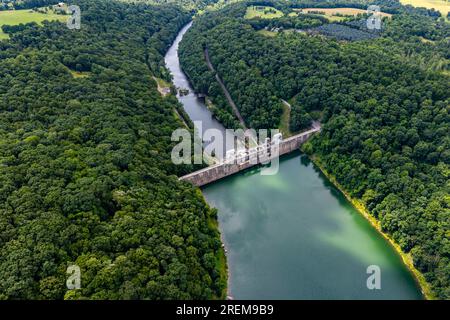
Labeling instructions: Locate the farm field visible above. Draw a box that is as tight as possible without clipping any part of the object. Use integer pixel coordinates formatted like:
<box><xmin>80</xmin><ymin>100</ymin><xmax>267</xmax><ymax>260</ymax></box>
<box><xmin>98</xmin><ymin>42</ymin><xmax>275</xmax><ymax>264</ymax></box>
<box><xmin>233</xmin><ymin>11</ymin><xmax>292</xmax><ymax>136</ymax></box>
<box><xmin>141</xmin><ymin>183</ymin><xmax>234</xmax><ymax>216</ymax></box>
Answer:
<box><xmin>295</xmin><ymin>7</ymin><xmax>392</xmax><ymax>22</ymax></box>
<box><xmin>0</xmin><ymin>9</ymin><xmax>66</xmax><ymax>39</ymax></box>
<box><xmin>400</xmin><ymin>0</ymin><xmax>450</xmax><ymax>18</ymax></box>
<box><xmin>245</xmin><ymin>5</ymin><xmax>284</xmax><ymax>19</ymax></box>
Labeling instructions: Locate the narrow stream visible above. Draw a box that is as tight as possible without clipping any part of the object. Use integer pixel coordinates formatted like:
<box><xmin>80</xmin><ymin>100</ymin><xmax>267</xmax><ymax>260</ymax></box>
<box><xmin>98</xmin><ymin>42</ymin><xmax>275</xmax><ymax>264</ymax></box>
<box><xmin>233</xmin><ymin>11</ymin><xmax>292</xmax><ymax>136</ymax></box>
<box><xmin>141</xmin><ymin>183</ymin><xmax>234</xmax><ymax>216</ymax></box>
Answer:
<box><xmin>165</xmin><ymin>23</ymin><xmax>423</xmax><ymax>300</ymax></box>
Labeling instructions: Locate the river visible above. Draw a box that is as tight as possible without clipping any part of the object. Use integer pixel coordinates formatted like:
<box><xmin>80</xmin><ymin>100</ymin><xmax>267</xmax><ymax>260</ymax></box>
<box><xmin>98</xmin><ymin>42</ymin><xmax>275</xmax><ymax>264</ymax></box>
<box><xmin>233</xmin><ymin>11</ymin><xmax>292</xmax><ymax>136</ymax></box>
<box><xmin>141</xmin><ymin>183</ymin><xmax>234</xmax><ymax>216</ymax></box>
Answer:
<box><xmin>165</xmin><ymin>23</ymin><xmax>423</xmax><ymax>300</ymax></box>
<box><xmin>165</xmin><ymin>22</ymin><xmax>235</xmax><ymax>157</ymax></box>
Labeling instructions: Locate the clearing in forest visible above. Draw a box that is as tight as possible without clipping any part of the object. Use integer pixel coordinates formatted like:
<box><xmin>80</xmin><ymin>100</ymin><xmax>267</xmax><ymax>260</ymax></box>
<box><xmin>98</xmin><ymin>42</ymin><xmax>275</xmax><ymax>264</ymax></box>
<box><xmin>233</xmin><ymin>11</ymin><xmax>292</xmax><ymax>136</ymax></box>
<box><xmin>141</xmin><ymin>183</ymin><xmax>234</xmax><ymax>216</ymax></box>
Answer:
<box><xmin>69</xmin><ymin>70</ymin><xmax>91</xmax><ymax>79</ymax></box>
<box><xmin>295</xmin><ymin>7</ymin><xmax>392</xmax><ymax>22</ymax></box>
<box><xmin>153</xmin><ymin>76</ymin><xmax>171</xmax><ymax>96</ymax></box>
<box><xmin>0</xmin><ymin>8</ymin><xmax>66</xmax><ymax>39</ymax></box>
<box><xmin>279</xmin><ymin>99</ymin><xmax>292</xmax><ymax>137</ymax></box>
<box><xmin>245</xmin><ymin>6</ymin><xmax>284</xmax><ymax>19</ymax></box>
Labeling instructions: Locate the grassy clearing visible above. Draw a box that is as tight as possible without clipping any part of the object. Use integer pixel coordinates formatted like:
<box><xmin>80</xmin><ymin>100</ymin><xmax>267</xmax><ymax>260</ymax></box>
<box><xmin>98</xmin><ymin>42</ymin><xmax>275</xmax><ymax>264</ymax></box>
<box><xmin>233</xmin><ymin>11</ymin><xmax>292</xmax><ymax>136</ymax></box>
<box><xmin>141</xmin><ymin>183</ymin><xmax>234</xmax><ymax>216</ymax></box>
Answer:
<box><xmin>400</xmin><ymin>0</ymin><xmax>450</xmax><ymax>18</ymax></box>
<box><xmin>197</xmin><ymin>0</ymin><xmax>243</xmax><ymax>15</ymax></box>
<box><xmin>245</xmin><ymin>6</ymin><xmax>284</xmax><ymax>19</ymax></box>
<box><xmin>0</xmin><ymin>8</ymin><xmax>66</xmax><ymax>39</ymax></box>
<box><xmin>69</xmin><ymin>70</ymin><xmax>91</xmax><ymax>79</ymax></box>
<box><xmin>152</xmin><ymin>76</ymin><xmax>171</xmax><ymax>96</ymax></box>
<box><xmin>153</xmin><ymin>76</ymin><xmax>171</xmax><ymax>88</ymax></box>
<box><xmin>295</xmin><ymin>7</ymin><xmax>392</xmax><ymax>22</ymax></box>
<box><xmin>419</xmin><ymin>36</ymin><xmax>435</xmax><ymax>43</ymax></box>
<box><xmin>279</xmin><ymin>101</ymin><xmax>292</xmax><ymax>137</ymax></box>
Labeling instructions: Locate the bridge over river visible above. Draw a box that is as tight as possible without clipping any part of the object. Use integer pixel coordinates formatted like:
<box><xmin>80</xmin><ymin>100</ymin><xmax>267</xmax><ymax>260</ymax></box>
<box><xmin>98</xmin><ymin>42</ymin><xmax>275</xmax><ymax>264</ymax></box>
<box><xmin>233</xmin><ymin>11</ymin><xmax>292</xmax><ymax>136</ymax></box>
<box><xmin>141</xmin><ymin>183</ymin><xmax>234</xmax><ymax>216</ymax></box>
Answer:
<box><xmin>180</xmin><ymin>127</ymin><xmax>320</xmax><ymax>186</ymax></box>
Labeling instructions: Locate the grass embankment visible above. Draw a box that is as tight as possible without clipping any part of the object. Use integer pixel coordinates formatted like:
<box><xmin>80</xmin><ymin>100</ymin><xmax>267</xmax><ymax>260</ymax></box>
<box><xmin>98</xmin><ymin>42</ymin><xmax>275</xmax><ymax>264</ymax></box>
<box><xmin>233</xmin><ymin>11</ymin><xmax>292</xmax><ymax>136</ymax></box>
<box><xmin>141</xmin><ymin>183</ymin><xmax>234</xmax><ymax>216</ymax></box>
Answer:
<box><xmin>0</xmin><ymin>8</ymin><xmax>66</xmax><ymax>40</ymax></box>
<box><xmin>245</xmin><ymin>6</ymin><xmax>284</xmax><ymax>19</ymax></box>
<box><xmin>279</xmin><ymin>101</ymin><xmax>292</xmax><ymax>137</ymax></box>
<box><xmin>305</xmin><ymin>150</ymin><xmax>436</xmax><ymax>300</ymax></box>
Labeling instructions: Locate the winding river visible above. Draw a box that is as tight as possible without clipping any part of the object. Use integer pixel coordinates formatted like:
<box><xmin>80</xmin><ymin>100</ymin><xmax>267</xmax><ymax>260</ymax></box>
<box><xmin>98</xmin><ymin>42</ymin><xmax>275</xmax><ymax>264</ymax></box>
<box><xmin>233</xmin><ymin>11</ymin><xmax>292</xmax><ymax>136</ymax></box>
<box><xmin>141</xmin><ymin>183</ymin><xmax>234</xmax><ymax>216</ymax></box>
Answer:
<box><xmin>165</xmin><ymin>23</ymin><xmax>423</xmax><ymax>300</ymax></box>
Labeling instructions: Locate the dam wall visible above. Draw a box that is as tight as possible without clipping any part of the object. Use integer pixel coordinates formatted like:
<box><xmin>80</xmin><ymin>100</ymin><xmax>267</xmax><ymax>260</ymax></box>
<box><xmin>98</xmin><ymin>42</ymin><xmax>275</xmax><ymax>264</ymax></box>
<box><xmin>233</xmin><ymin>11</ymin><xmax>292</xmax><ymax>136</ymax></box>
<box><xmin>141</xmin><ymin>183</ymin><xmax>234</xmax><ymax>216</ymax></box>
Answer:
<box><xmin>179</xmin><ymin>128</ymin><xmax>319</xmax><ymax>187</ymax></box>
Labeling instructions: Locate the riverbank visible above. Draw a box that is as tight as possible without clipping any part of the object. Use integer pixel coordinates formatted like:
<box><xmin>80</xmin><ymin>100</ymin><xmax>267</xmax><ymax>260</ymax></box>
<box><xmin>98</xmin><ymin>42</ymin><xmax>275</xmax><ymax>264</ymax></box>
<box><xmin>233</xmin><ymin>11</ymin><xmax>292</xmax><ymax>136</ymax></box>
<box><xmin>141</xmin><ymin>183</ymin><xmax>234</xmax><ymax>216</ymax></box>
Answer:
<box><xmin>206</xmin><ymin>211</ymin><xmax>228</xmax><ymax>300</ymax></box>
<box><xmin>307</xmin><ymin>152</ymin><xmax>435</xmax><ymax>300</ymax></box>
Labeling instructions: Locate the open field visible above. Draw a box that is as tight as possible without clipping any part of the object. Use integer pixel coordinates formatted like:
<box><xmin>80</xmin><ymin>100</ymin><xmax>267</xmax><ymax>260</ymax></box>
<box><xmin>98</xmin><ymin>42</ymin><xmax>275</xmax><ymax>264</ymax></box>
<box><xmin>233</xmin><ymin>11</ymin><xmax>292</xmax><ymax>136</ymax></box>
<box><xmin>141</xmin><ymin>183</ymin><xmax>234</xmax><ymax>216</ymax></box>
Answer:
<box><xmin>295</xmin><ymin>7</ymin><xmax>391</xmax><ymax>22</ymax></box>
<box><xmin>400</xmin><ymin>0</ymin><xmax>450</xmax><ymax>17</ymax></box>
<box><xmin>198</xmin><ymin>0</ymin><xmax>243</xmax><ymax>15</ymax></box>
<box><xmin>245</xmin><ymin>6</ymin><xmax>284</xmax><ymax>19</ymax></box>
<box><xmin>69</xmin><ymin>70</ymin><xmax>91</xmax><ymax>79</ymax></box>
<box><xmin>0</xmin><ymin>9</ymin><xmax>66</xmax><ymax>39</ymax></box>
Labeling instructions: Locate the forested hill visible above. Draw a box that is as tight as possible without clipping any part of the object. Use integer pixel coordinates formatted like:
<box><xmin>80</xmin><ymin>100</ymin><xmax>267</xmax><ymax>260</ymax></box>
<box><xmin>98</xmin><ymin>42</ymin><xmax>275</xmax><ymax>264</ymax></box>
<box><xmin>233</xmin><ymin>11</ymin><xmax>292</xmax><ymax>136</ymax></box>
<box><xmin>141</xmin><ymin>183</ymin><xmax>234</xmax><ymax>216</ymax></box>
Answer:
<box><xmin>179</xmin><ymin>1</ymin><xmax>450</xmax><ymax>298</ymax></box>
<box><xmin>118</xmin><ymin>0</ymin><xmax>219</xmax><ymax>11</ymax></box>
<box><xmin>0</xmin><ymin>0</ymin><xmax>226</xmax><ymax>299</ymax></box>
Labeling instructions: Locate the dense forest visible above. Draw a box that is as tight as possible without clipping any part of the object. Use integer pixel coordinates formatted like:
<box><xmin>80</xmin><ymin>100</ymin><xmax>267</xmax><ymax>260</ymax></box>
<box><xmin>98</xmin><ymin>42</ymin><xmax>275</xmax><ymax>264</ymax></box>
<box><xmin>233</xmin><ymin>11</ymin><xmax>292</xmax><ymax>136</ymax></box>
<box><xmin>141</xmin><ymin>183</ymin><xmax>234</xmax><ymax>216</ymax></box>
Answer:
<box><xmin>0</xmin><ymin>0</ymin><xmax>219</xmax><ymax>11</ymax></box>
<box><xmin>0</xmin><ymin>0</ymin><xmax>226</xmax><ymax>299</ymax></box>
<box><xmin>179</xmin><ymin>1</ymin><xmax>450</xmax><ymax>298</ymax></box>
<box><xmin>117</xmin><ymin>0</ymin><xmax>219</xmax><ymax>11</ymax></box>
<box><xmin>0</xmin><ymin>0</ymin><xmax>59</xmax><ymax>10</ymax></box>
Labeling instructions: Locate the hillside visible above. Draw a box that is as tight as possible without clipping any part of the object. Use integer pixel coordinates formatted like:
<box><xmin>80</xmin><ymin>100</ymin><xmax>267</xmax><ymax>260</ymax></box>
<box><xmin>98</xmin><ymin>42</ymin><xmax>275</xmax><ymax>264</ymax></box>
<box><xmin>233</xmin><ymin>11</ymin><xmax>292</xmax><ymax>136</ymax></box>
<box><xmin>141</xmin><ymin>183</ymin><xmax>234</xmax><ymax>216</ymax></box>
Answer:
<box><xmin>0</xmin><ymin>0</ymin><xmax>225</xmax><ymax>299</ymax></box>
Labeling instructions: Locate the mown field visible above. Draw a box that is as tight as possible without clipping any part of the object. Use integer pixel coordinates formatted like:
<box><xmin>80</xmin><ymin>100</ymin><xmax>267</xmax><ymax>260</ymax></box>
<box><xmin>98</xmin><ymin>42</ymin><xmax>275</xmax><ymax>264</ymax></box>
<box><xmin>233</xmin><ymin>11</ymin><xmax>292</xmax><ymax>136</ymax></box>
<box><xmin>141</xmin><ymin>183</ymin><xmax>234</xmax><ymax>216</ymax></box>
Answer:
<box><xmin>0</xmin><ymin>9</ymin><xmax>66</xmax><ymax>39</ymax></box>
<box><xmin>294</xmin><ymin>7</ymin><xmax>392</xmax><ymax>22</ymax></box>
<box><xmin>244</xmin><ymin>5</ymin><xmax>284</xmax><ymax>19</ymax></box>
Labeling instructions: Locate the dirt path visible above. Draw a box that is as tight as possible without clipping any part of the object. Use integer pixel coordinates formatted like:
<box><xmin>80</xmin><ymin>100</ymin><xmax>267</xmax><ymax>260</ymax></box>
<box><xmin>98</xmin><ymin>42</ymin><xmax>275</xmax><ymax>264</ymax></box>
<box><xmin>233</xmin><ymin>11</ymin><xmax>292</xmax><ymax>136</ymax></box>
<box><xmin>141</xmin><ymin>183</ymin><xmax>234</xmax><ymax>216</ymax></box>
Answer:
<box><xmin>281</xmin><ymin>99</ymin><xmax>291</xmax><ymax>110</ymax></box>
<box><xmin>204</xmin><ymin>48</ymin><xmax>247</xmax><ymax>129</ymax></box>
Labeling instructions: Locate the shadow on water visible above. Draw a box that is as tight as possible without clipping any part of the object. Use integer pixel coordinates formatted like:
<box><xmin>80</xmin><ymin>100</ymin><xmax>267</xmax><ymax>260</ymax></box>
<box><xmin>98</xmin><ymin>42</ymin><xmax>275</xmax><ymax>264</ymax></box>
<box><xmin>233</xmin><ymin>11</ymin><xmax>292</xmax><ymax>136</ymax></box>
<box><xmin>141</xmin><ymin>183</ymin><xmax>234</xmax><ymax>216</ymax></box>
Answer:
<box><xmin>304</xmin><ymin>155</ymin><xmax>355</xmax><ymax>207</ymax></box>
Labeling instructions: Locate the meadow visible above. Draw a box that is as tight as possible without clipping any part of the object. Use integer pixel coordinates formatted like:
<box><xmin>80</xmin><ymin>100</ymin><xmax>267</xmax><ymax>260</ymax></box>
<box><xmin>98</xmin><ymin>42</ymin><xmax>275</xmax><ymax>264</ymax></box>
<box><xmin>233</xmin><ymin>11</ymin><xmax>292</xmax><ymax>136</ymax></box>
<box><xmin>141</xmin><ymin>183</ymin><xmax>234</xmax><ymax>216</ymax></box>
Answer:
<box><xmin>244</xmin><ymin>6</ymin><xmax>284</xmax><ymax>19</ymax></box>
<box><xmin>0</xmin><ymin>9</ymin><xmax>66</xmax><ymax>39</ymax></box>
<box><xmin>295</xmin><ymin>7</ymin><xmax>392</xmax><ymax>22</ymax></box>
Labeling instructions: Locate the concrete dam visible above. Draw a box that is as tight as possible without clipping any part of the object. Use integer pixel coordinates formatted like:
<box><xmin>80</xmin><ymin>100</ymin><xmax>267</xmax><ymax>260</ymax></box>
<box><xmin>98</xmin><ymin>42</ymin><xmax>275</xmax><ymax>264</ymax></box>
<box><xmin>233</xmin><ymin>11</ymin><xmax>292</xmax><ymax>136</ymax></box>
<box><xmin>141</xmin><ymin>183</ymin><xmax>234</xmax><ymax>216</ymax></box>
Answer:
<box><xmin>179</xmin><ymin>127</ymin><xmax>320</xmax><ymax>187</ymax></box>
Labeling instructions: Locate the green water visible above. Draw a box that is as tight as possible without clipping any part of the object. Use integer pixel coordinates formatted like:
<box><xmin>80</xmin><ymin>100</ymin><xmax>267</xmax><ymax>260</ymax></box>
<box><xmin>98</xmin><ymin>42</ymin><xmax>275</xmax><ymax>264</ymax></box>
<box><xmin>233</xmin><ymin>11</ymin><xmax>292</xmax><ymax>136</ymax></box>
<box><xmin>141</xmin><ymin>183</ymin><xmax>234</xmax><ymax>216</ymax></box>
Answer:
<box><xmin>202</xmin><ymin>152</ymin><xmax>423</xmax><ymax>299</ymax></box>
